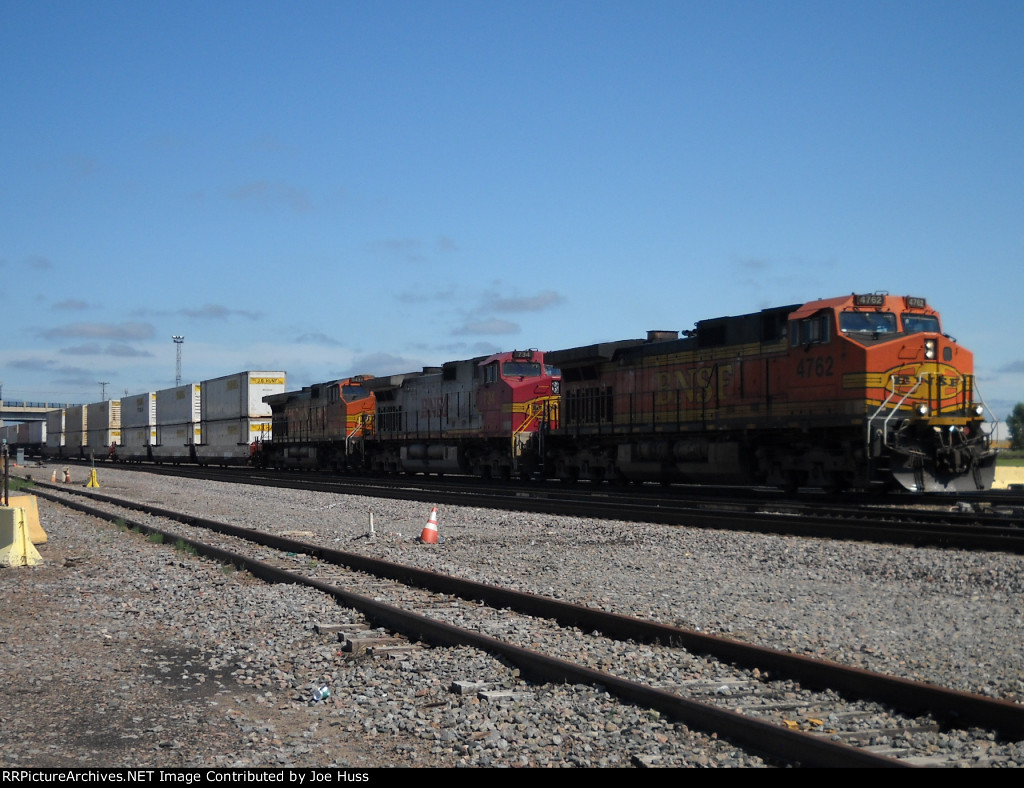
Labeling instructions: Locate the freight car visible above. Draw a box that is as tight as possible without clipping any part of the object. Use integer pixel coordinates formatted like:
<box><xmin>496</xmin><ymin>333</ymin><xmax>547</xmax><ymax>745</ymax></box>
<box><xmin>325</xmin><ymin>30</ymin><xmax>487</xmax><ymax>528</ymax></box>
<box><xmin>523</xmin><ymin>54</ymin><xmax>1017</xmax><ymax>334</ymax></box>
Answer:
<box><xmin>197</xmin><ymin>371</ymin><xmax>285</xmax><ymax>465</ymax></box>
<box><xmin>1</xmin><ymin>422</ymin><xmax>47</xmax><ymax>457</ymax></box>
<box><xmin>545</xmin><ymin>293</ymin><xmax>996</xmax><ymax>492</ymax></box>
<box><xmin>256</xmin><ymin>350</ymin><xmax>561</xmax><ymax>479</ymax></box>
<box><xmin>36</xmin><ymin>371</ymin><xmax>286</xmax><ymax>465</ymax></box>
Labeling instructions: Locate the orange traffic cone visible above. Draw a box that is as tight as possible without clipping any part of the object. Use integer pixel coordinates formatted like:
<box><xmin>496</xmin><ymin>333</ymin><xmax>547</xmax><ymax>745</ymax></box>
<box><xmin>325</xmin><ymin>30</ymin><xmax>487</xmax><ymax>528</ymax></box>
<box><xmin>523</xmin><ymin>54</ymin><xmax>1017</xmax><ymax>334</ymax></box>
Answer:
<box><xmin>50</xmin><ymin>470</ymin><xmax>57</xmax><ymax>483</ymax></box>
<box><xmin>419</xmin><ymin>506</ymin><xmax>439</xmax><ymax>544</ymax></box>
<box><xmin>63</xmin><ymin>468</ymin><xmax>71</xmax><ymax>484</ymax></box>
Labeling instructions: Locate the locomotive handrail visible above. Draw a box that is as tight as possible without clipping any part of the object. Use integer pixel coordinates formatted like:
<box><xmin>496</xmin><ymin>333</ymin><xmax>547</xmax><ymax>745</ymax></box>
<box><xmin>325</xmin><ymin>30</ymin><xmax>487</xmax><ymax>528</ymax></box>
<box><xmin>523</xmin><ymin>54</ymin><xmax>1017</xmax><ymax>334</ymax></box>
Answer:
<box><xmin>971</xmin><ymin>381</ymin><xmax>1001</xmax><ymax>444</ymax></box>
<box><xmin>512</xmin><ymin>397</ymin><xmax>554</xmax><ymax>437</ymax></box>
<box><xmin>880</xmin><ymin>375</ymin><xmax>925</xmax><ymax>447</ymax></box>
<box><xmin>345</xmin><ymin>413</ymin><xmax>372</xmax><ymax>454</ymax></box>
<box><xmin>865</xmin><ymin>378</ymin><xmax>900</xmax><ymax>450</ymax></box>
<box><xmin>866</xmin><ymin>374</ymin><xmax>924</xmax><ymax>451</ymax></box>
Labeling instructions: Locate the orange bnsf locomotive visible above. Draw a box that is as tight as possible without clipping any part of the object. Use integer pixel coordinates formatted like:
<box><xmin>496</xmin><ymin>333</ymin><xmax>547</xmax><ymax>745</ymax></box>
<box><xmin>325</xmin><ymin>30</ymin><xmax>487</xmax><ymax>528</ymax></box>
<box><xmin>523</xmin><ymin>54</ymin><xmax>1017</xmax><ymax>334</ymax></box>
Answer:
<box><xmin>257</xmin><ymin>350</ymin><xmax>561</xmax><ymax>478</ymax></box>
<box><xmin>261</xmin><ymin>376</ymin><xmax>376</xmax><ymax>471</ymax></box>
<box><xmin>545</xmin><ymin>293</ymin><xmax>996</xmax><ymax>492</ymax></box>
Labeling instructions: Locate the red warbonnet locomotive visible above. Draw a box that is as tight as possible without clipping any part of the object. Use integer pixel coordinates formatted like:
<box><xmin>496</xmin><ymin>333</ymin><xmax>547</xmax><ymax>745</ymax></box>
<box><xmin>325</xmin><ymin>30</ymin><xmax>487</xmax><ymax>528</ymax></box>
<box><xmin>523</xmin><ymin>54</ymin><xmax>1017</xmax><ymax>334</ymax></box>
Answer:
<box><xmin>258</xmin><ymin>349</ymin><xmax>561</xmax><ymax>479</ymax></box>
<box><xmin>546</xmin><ymin>293</ymin><xmax>996</xmax><ymax>492</ymax></box>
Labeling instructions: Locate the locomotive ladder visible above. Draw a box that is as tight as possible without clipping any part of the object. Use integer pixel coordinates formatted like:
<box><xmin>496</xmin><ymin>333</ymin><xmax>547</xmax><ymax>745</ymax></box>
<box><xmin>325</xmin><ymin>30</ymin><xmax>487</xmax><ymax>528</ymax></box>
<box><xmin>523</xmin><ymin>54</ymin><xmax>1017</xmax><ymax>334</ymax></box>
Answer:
<box><xmin>865</xmin><ymin>374</ymin><xmax>924</xmax><ymax>454</ymax></box>
<box><xmin>344</xmin><ymin>413</ymin><xmax>373</xmax><ymax>456</ymax></box>
<box><xmin>510</xmin><ymin>398</ymin><xmax>558</xmax><ymax>474</ymax></box>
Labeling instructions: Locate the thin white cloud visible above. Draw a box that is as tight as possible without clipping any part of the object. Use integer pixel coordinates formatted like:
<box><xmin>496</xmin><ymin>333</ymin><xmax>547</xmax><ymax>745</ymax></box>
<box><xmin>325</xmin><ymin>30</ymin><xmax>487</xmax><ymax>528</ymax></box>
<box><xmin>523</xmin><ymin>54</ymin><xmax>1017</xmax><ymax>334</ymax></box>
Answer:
<box><xmin>38</xmin><ymin>322</ymin><xmax>155</xmax><ymax>341</ymax></box>
<box><xmin>348</xmin><ymin>352</ymin><xmax>426</xmax><ymax>377</ymax></box>
<box><xmin>228</xmin><ymin>180</ymin><xmax>312</xmax><ymax>213</ymax></box>
<box><xmin>58</xmin><ymin>343</ymin><xmax>153</xmax><ymax>358</ymax></box>
<box><xmin>53</xmin><ymin>299</ymin><xmax>89</xmax><ymax>310</ymax></box>
<box><xmin>294</xmin><ymin>332</ymin><xmax>344</xmax><ymax>347</ymax></box>
<box><xmin>452</xmin><ymin>318</ymin><xmax>519</xmax><ymax>336</ymax></box>
<box><xmin>28</xmin><ymin>255</ymin><xmax>55</xmax><ymax>270</ymax></box>
<box><xmin>179</xmin><ymin>304</ymin><xmax>259</xmax><ymax>320</ymax></box>
<box><xmin>490</xmin><ymin>290</ymin><xmax>565</xmax><ymax>312</ymax></box>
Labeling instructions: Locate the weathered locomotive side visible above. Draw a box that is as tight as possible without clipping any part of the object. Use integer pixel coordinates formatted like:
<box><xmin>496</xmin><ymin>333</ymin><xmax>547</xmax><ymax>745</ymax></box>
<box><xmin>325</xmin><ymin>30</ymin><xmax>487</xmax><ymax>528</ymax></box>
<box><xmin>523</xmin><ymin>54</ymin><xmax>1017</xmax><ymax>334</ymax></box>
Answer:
<box><xmin>546</xmin><ymin>294</ymin><xmax>995</xmax><ymax>492</ymax></box>
<box><xmin>260</xmin><ymin>376</ymin><xmax>376</xmax><ymax>470</ymax></box>
<box><xmin>365</xmin><ymin>349</ymin><xmax>560</xmax><ymax>479</ymax></box>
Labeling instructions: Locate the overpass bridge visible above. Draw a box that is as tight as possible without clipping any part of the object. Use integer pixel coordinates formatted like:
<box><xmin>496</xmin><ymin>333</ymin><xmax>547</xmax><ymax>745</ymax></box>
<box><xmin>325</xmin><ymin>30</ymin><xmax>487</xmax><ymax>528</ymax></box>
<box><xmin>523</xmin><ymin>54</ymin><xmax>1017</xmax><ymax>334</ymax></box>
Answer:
<box><xmin>0</xmin><ymin>400</ymin><xmax>78</xmax><ymax>424</ymax></box>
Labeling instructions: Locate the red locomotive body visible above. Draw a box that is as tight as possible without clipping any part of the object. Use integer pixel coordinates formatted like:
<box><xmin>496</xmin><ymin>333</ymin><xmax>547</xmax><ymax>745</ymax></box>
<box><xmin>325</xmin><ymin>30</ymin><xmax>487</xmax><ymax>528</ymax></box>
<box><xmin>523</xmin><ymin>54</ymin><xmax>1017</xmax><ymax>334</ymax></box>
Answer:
<box><xmin>260</xmin><ymin>376</ymin><xmax>375</xmax><ymax>470</ymax></box>
<box><xmin>366</xmin><ymin>349</ymin><xmax>560</xmax><ymax>478</ymax></box>
<box><xmin>547</xmin><ymin>294</ymin><xmax>995</xmax><ymax>492</ymax></box>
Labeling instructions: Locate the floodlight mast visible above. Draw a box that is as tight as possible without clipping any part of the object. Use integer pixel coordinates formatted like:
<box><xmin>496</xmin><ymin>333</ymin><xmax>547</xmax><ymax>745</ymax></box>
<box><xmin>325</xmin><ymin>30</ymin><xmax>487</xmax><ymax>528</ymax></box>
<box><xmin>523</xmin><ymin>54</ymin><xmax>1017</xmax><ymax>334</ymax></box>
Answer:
<box><xmin>172</xmin><ymin>335</ymin><xmax>184</xmax><ymax>386</ymax></box>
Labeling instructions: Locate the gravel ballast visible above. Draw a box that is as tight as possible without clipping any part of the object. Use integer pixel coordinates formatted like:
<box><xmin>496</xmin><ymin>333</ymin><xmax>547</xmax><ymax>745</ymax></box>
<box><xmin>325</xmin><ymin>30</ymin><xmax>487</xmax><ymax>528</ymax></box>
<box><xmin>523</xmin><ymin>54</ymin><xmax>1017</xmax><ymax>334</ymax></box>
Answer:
<box><xmin>1</xmin><ymin>466</ymin><xmax>1022</xmax><ymax>768</ymax></box>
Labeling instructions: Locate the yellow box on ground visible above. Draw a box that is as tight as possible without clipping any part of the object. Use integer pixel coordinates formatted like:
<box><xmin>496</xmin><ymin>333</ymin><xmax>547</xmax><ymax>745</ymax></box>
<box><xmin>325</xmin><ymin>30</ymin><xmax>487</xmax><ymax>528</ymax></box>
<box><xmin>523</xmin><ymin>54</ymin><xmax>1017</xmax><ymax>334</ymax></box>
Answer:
<box><xmin>5</xmin><ymin>494</ymin><xmax>47</xmax><ymax>544</ymax></box>
<box><xmin>992</xmin><ymin>466</ymin><xmax>1024</xmax><ymax>490</ymax></box>
<box><xmin>0</xmin><ymin>506</ymin><xmax>44</xmax><ymax>567</ymax></box>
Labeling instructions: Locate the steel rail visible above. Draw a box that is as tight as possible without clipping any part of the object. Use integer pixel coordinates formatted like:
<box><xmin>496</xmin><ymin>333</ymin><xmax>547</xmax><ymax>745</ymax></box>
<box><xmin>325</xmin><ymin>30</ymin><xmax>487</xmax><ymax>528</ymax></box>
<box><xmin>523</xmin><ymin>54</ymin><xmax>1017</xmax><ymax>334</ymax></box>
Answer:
<box><xmin>46</xmin><ymin>461</ymin><xmax>1024</xmax><ymax>551</ymax></box>
<box><xmin>34</xmin><ymin>487</ymin><xmax>908</xmax><ymax>768</ymax></box>
<box><xmin>34</xmin><ymin>483</ymin><xmax>1024</xmax><ymax>744</ymax></box>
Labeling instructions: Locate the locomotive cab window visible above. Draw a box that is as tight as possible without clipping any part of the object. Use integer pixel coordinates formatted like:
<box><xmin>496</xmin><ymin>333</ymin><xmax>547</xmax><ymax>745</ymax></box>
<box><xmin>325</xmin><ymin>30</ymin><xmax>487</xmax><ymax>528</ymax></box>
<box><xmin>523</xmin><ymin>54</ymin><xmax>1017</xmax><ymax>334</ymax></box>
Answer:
<box><xmin>342</xmin><ymin>385</ymin><xmax>370</xmax><ymax>402</ymax></box>
<box><xmin>792</xmin><ymin>313</ymin><xmax>831</xmax><ymax>346</ymax></box>
<box><xmin>839</xmin><ymin>311</ymin><xmax>896</xmax><ymax>335</ymax></box>
<box><xmin>502</xmin><ymin>361</ymin><xmax>542</xmax><ymax>378</ymax></box>
<box><xmin>901</xmin><ymin>314</ymin><xmax>940</xmax><ymax>334</ymax></box>
<box><xmin>483</xmin><ymin>363</ymin><xmax>499</xmax><ymax>384</ymax></box>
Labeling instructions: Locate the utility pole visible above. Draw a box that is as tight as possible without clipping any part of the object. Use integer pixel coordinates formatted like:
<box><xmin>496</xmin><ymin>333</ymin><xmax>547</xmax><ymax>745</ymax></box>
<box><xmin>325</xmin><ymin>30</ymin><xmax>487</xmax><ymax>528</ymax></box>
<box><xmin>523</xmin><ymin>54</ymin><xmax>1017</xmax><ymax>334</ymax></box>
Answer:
<box><xmin>99</xmin><ymin>381</ymin><xmax>109</xmax><ymax>400</ymax></box>
<box><xmin>172</xmin><ymin>335</ymin><xmax>184</xmax><ymax>386</ymax></box>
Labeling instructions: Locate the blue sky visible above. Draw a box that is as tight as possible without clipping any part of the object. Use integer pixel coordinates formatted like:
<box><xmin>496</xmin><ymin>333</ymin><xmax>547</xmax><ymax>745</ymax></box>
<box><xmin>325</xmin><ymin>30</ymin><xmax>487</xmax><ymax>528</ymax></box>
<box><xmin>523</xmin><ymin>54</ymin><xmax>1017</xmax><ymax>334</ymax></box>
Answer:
<box><xmin>2</xmin><ymin>0</ymin><xmax>1022</xmax><ymax>423</ymax></box>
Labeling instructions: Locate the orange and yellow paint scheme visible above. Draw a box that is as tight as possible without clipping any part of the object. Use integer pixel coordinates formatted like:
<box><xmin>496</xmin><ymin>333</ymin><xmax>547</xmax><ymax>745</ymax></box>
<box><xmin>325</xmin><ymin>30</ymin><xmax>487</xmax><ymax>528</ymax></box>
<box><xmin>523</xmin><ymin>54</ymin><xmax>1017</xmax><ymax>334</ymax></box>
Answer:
<box><xmin>548</xmin><ymin>294</ymin><xmax>994</xmax><ymax>491</ymax></box>
<box><xmin>260</xmin><ymin>376</ymin><xmax>375</xmax><ymax>470</ymax></box>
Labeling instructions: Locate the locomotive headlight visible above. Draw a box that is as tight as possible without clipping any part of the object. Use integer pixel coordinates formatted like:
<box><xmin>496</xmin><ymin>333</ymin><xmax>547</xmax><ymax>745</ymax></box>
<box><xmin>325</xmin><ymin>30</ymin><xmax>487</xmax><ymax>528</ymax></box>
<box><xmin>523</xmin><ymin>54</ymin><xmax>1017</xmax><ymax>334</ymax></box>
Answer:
<box><xmin>924</xmin><ymin>339</ymin><xmax>937</xmax><ymax>359</ymax></box>
<box><xmin>914</xmin><ymin>403</ymin><xmax>931</xmax><ymax>417</ymax></box>
<box><xmin>972</xmin><ymin>404</ymin><xmax>984</xmax><ymax>417</ymax></box>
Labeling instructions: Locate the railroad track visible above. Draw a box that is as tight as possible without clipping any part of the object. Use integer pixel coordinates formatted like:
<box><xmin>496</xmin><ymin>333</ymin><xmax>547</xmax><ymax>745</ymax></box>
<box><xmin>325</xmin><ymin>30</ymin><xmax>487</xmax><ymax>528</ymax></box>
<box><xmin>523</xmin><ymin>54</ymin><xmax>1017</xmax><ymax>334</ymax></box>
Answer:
<box><xmin>31</xmin><ymin>460</ymin><xmax>1024</xmax><ymax>552</ymax></box>
<box><xmin>31</xmin><ymin>480</ymin><xmax>1024</xmax><ymax>768</ymax></box>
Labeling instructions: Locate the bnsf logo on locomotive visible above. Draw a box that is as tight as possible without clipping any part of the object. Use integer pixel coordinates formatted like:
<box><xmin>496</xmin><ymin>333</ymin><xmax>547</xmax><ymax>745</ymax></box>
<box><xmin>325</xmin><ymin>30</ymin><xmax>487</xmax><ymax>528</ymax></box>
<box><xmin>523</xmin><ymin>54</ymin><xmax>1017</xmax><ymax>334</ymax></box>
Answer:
<box><xmin>419</xmin><ymin>396</ymin><xmax>446</xmax><ymax>417</ymax></box>
<box><xmin>879</xmin><ymin>363</ymin><xmax>963</xmax><ymax>398</ymax></box>
<box><xmin>654</xmin><ymin>365</ymin><xmax>735</xmax><ymax>405</ymax></box>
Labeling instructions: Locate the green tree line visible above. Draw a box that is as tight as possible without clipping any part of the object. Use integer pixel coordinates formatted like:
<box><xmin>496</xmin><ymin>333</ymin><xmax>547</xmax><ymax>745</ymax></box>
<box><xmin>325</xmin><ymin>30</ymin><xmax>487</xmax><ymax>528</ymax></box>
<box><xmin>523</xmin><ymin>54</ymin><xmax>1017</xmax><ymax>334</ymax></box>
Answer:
<box><xmin>1008</xmin><ymin>403</ymin><xmax>1024</xmax><ymax>451</ymax></box>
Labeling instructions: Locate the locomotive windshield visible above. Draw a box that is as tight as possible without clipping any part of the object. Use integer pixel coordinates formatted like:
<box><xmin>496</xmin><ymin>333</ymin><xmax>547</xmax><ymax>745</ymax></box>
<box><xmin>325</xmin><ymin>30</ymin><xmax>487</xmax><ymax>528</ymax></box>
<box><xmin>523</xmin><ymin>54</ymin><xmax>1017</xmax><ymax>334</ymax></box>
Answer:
<box><xmin>502</xmin><ymin>361</ymin><xmax>542</xmax><ymax>377</ymax></box>
<box><xmin>901</xmin><ymin>314</ymin><xmax>940</xmax><ymax>334</ymax></box>
<box><xmin>341</xmin><ymin>385</ymin><xmax>371</xmax><ymax>402</ymax></box>
<box><xmin>839</xmin><ymin>311</ymin><xmax>897</xmax><ymax>334</ymax></box>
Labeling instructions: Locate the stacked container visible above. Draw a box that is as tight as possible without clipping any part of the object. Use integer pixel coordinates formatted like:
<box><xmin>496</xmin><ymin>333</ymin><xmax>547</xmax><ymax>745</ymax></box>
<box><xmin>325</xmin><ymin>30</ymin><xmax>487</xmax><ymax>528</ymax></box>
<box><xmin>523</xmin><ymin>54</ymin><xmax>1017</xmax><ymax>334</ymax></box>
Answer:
<box><xmin>86</xmin><ymin>400</ymin><xmax>121</xmax><ymax>456</ymax></box>
<box><xmin>153</xmin><ymin>383</ymin><xmax>201</xmax><ymax>462</ymax></box>
<box><xmin>1</xmin><ymin>424</ymin><xmax>18</xmax><ymax>446</ymax></box>
<box><xmin>45</xmin><ymin>409</ymin><xmax>66</xmax><ymax>457</ymax></box>
<box><xmin>28</xmin><ymin>421</ymin><xmax>46</xmax><ymax>449</ymax></box>
<box><xmin>65</xmin><ymin>405</ymin><xmax>87</xmax><ymax>457</ymax></box>
<box><xmin>199</xmin><ymin>371</ymin><xmax>286</xmax><ymax>464</ymax></box>
<box><xmin>120</xmin><ymin>392</ymin><xmax>157</xmax><ymax>461</ymax></box>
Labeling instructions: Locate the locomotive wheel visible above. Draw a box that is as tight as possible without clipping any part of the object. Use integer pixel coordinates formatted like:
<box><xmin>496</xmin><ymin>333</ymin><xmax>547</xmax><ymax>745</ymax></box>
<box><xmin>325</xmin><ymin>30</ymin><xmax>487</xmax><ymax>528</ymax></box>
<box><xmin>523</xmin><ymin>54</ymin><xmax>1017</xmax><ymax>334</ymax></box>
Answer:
<box><xmin>781</xmin><ymin>470</ymin><xmax>801</xmax><ymax>494</ymax></box>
